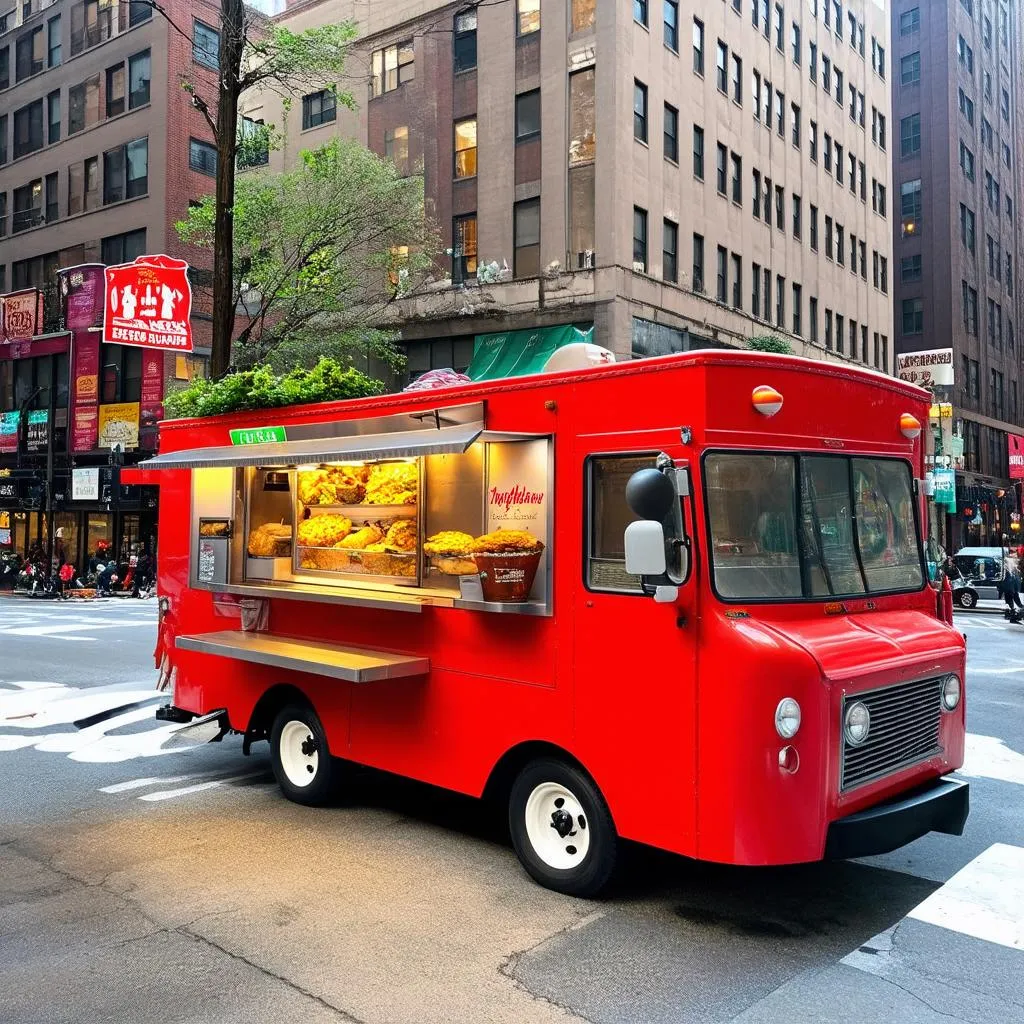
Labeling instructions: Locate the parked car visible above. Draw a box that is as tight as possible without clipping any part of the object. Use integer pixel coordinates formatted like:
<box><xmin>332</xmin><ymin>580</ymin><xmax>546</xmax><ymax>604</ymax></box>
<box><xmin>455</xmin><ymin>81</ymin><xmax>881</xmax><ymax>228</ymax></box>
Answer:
<box><xmin>952</xmin><ymin>546</ymin><xmax>1007</xmax><ymax>606</ymax></box>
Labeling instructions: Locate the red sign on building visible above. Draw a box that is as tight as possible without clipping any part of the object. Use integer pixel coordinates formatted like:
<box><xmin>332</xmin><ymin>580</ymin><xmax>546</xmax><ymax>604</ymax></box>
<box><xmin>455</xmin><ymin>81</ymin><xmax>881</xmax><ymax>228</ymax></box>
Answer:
<box><xmin>0</xmin><ymin>289</ymin><xmax>44</xmax><ymax>345</ymax></box>
<box><xmin>103</xmin><ymin>254</ymin><xmax>194</xmax><ymax>352</ymax></box>
<box><xmin>1008</xmin><ymin>433</ymin><xmax>1024</xmax><ymax>480</ymax></box>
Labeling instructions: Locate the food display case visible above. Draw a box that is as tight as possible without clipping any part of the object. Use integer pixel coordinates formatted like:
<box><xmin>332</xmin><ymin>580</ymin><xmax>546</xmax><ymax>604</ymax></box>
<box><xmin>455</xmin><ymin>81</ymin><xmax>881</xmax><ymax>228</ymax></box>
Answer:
<box><xmin>177</xmin><ymin>403</ymin><xmax>553</xmax><ymax>615</ymax></box>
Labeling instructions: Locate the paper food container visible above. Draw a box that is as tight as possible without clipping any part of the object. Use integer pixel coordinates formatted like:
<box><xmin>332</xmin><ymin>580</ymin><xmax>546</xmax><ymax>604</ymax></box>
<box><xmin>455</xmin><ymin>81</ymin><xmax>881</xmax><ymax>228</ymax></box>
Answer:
<box><xmin>473</xmin><ymin>549</ymin><xmax>543</xmax><ymax>603</ymax></box>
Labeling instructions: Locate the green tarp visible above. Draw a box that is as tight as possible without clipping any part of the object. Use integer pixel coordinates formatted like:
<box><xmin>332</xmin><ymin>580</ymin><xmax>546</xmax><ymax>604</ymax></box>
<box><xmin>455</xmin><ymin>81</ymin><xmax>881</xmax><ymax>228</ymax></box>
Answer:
<box><xmin>466</xmin><ymin>324</ymin><xmax>594</xmax><ymax>381</ymax></box>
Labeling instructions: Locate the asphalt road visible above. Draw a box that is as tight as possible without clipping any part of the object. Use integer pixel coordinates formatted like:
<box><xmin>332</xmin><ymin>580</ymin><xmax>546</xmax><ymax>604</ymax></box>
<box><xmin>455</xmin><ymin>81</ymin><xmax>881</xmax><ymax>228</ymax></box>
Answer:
<box><xmin>0</xmin><ymin>598</ymin><xmax>1022</xmax><ymax>1024</ymax></box>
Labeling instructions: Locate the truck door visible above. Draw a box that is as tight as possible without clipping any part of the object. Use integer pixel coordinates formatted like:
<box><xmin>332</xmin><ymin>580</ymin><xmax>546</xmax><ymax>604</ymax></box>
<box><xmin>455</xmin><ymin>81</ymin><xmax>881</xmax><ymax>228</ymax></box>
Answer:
<box><xmin>572</xmin><ymin>439</ymin><xmax>699</xmax><ymax>854</ymax></box>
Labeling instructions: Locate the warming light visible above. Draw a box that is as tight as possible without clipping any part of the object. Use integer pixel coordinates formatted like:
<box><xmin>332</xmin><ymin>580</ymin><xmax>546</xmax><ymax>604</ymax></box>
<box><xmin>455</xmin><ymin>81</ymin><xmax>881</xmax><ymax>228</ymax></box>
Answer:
<box><xmin>752</xmin><ymin>385</ymin><xmax>784</xmax><ymax>417</ymax></box>
<box><xmin>899</xmin><ymin>413</ymin><xmax>922</xmax><ymax>439</ymax></box>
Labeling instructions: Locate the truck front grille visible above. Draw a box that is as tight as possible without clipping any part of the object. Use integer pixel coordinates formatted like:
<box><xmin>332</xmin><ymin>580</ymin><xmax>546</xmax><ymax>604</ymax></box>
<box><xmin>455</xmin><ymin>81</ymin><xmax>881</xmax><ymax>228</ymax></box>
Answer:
<box><xmin>840</xmin><ymin>677</ymin><xmax>944</xmax><ymax>791</ymax></box>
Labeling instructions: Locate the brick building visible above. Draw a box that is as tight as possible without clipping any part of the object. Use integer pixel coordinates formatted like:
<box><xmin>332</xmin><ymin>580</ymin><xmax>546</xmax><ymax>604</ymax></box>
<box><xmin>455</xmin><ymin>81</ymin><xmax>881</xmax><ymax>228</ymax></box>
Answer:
<box><xmin>0</xmin><ymin>0</ymin><xmax>218</xmax><ymax>569</ymax></box>
<box><xmin>890</xmin><ymin>0</ymin><xmax>1024</xmax><ymax>548</ymax></box>
<box><xmin>246</xmin><ymin>0</ymin><xmax>896</xmax><ymax>382</ymax></box>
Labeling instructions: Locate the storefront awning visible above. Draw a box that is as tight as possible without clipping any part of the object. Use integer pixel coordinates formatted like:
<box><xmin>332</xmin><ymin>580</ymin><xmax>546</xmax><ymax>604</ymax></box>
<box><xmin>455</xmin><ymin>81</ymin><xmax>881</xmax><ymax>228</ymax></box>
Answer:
<box><xmin>467</xmin><ymin>324</ymin><xmax>594</xmax><ymax>381</ymax></box>
<box><xmin>139</xmin><ymin>421</ymin><xmax>483</xmax><ymax>470</ymax></box>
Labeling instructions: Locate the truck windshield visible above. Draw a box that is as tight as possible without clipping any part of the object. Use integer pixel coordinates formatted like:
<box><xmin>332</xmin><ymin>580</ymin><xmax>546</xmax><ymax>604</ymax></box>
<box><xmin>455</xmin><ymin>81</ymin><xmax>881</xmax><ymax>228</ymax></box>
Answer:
<box><xmin>705</xmin><ymin>453</ymin><xmax>925</xmax><ymax>601</ymax></box>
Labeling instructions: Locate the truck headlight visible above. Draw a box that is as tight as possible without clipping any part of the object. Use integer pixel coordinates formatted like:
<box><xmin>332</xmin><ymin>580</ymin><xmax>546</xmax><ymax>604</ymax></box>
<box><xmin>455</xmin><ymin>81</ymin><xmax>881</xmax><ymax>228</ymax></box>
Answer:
<box><xmin>775</xmin><ymin>698</ymin><xmax>801</xmax><ymax>739</ymax></box>
<box><xmin>844</xmin><ymin>702</ymin><xmax>871</xmax><ymax>746</ymax></box>
<box><xmin>941</xmin><ymin>674</ymin><xmax>961</xmax><ymax>711</ymax></box>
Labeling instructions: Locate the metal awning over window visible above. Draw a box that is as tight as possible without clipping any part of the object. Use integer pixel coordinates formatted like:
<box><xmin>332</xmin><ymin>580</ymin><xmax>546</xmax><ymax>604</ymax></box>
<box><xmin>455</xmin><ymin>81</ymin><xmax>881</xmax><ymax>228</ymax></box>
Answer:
<box><xmin>141</xmin><ymin>420</ymin><xmax>483</xmax><ymax>470</ymax></box>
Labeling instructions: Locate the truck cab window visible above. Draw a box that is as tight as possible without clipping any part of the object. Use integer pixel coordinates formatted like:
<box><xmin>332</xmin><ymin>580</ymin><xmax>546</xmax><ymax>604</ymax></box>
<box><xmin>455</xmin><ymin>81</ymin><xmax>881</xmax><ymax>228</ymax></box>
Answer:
<box><xmin>586</xmin><ymin>454</ymin><xmax>655</xmax><ymax>592</ymax></box>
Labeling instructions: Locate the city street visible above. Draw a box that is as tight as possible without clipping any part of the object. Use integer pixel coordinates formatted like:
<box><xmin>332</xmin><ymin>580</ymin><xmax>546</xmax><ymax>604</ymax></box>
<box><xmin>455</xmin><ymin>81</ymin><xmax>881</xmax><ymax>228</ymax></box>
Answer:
<box><xmin>0</xmin><ymin>600</ymin><xmax>1021</xmax><ymax>1024</ymax></box>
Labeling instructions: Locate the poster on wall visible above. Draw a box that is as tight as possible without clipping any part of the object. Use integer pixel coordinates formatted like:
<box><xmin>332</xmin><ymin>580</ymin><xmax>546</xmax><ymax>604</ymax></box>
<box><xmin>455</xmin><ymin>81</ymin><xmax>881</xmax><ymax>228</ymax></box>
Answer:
<box><xmin>103</xmin><ymin>255</ymin><xmax>194</xmax><ymax>352</ymax></box>
<box><xmin>25</xmin><ymin>410</ymin><xmax>48</xmax><ymax>453</ymax></box>
<box><xmin>895</xmin><ymin>348</ymin><xmax>954</xmax><ymax>388</ymax></box>
<box><xmin>71</xmin><ymin>467</ymin><xmax>100</xmax><ymax>502</ymax></box>
<box><xmin>0</xmin><ymin>411</ymin><xmax>19</xmax><ymax>455</ymax></box>
<box><xmin>71</xmin><ymin>332</ymin><xmax>101</xmax><ymax>453</ymax></box>
<box><xmin>98</xmin><ymin>403</ymin><xmax>140</xmax><ymax>450</ymax></box>
<box><xmin>1008</xmin><ymin>433</ymin><xmax>1024</xmax><ymax>480</ymax></box>
<box><xmin>0</xmin><ymin>288</ymin><xmax>44</xmax><ymax>344</ymax></box>
<box><xmin>60</xmin><ymin>264</ymin><xmax>106</xmax><ymax>331</ymax></box>
<box><xmin>139</xmin><ymin>350</ymin><xmax>165</xmax><ymax>448</ymax></box>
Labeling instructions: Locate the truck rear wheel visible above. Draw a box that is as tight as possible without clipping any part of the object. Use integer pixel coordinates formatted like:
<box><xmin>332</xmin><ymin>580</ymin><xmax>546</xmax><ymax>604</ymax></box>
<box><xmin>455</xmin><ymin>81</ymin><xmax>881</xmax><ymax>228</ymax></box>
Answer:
<box><xmin>270</xmin><ymin>704</ymin><xmax>336</xmax><ymax>806</ymax></box>
<box><xmin>508</xmin><ymin>759</ymin><xmax>618</xmax><ymax>897</ymax></box>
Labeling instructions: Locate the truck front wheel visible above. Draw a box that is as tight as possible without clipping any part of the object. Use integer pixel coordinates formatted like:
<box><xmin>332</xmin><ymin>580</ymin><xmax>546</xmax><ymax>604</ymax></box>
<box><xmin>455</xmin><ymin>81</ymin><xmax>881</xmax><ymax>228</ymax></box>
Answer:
<box><xmin>508</xmin><ymin>759</ymin><xmax>618</xmax><ymax>897</ymax></box>
<box><xmin>270</xmin><ymin>704</ymin><xmax>336</xmax><ymax>806</ymax></box>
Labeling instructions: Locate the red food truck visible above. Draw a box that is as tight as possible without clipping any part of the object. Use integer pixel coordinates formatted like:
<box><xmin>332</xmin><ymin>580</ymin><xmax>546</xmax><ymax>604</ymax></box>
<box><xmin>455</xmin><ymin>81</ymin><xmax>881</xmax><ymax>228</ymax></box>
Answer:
<box><xmin>143</xmin><ymin>350</ymin><xmax>968</xmax><ymax>895</ymax></box>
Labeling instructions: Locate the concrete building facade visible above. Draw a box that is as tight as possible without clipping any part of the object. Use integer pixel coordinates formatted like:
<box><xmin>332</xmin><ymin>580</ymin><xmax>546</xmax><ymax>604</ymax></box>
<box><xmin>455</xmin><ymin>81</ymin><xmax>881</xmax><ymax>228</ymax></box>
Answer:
<box><xmin>247</xmin><ymin>0</ymin><xmax>896</xmax><ymax>378</ymax></box>
<box><xmin>890</xmin><ymin>0</ymin><xmax>1024</xmax><ymax>547</ymax></box>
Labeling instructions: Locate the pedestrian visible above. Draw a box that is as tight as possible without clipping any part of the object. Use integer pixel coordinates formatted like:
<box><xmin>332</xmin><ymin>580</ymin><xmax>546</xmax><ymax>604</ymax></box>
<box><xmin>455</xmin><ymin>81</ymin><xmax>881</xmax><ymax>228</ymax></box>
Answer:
<box><xmin>1001</xmin><ymin>555</ymin><xmax>1024</xmax><ymax>622</ymax></box>
<box><xmin>941</xmin><ymin>556</ymin><xmax>962</xmax><ymax>583</ymax></box>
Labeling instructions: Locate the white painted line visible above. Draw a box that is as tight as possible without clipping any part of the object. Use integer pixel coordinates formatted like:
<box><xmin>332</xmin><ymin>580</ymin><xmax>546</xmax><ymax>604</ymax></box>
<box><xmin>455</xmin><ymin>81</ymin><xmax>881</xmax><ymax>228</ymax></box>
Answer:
<box><xmin>957</xmin><ymin>734</ymin><xmax>1024</xmax><ymax>787</ymax></box>
<box><xmin>908</xmin><ymin>843</ymin><xmax>1024</xmax><ymax>951</ymax></box>
<box><xmin>138</xmin><ymin>771</ymin><xmax>269</xmax><ymax>802</ymax></box>
<box><xmin>100</xmin><ymin>775</ymin><xmax>193</xmax><ymax>793</ymax></box>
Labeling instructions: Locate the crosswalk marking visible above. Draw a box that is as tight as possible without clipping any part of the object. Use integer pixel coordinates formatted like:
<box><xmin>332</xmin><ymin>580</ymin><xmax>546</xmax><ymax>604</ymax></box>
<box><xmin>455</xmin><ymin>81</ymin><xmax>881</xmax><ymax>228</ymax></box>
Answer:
<box><xmin>138</xmin><ymin>771</ymin><xmax>270</xmax><ymax>802</ymax></box>
<box><xmin>100</xmin><ymin>775</ymin><xmax>194</xmax><ymax>793</ymax></box>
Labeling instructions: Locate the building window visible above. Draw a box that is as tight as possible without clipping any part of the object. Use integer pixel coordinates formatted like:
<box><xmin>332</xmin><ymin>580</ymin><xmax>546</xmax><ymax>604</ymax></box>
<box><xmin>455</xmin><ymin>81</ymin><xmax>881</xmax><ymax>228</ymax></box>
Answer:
<box><xmin>959</xmin><ymin>141</ymin><xmax>975</xmax><ymax>181</ymax></box>
<box><xmin>44</xmin><ymin>171</ymin><xmax>58</xmax><ymax>223</ymax></box>
<box><xmin>663</xmin><ymin>218</ymin><xmax>678</xmax><ymax>283</ymax></box>
<box><xmin>516</xmin><ymin>90</ymin><xmax>541</xmax><ymax>141</ymax></box>
<box><xmin>901</xmin><ymin>255</ymin><xmax>922</xmax><ymax>283</ymax></box>
<box><xmin>129</xmin><ymin>51</ymin><xmax>151</xmax><ymax>109</ymax></box>
<box><xmin>774</xmin><ymin>184</ymin><xmax>783</xmax><ymax>229</ymax></box>
<box><xmin>664</xmin><ymin>1</ymin><xmax>679</xmax><ymax>50</ymax></box>
<box><xmin>103</xmin><ymin>137</ymin><xmax>148</xmax><ymax>204</ymax></box>
<box><xmin>791</xmin><ymin>103</ymin><xmax>801</xmax><ymax>147</ymax></box>
<box><xmin>791</xmin><ymin>21</ymin><xmax>801</xmax><ymax>64</ymax></box>
<box><xmin>958</xmin><ymin>88</ymin><xmax>974</xmax><ymax>125</ymax></box>
<box><xmin>517</xmin><ymin>0</ymin><xmax>540</xmax><ymax>35</ymax></box>
<box><xmin>68</xmin><ymin>156</ymin><xmax>99</xmax><ymax>215</ymax></box>
<box><xmin>900</xmin><ymin>179</ymin><xmax>922</xmax><ymax>235</ymax></box>
<box><xmin>12</xmin><ymin>179</ymin><xmax>43</xmax><ymax>233</ymax></box>
<box><xmin>791</xmin><ymin>283</ymin><xmax>802</xmax><ymax>335</ymax></box>
<box><xmin>900</xmin><ymin>7</ymin><xmax>920</xmax><ymax>35</ymax></box>
<box><xmin>731</xmin><ymin>152</ymin><xmax>742</xmax><ymax>203</ymax></box>
<box><xmin>963</xmin><ymin>282</ymin><xmax>979</xmax><ymax>335</ymax></box>
<box><xmin>810</xmin><ymin>204</ymin><xmax>818</xmax><ymax>250</ymax></box>
<box><xmin>68</xmin><ymin>76</ymin><xmax>99</xmax><ymax>136</ymax></box>
<box><xmin>371</xmin><ymin>41</ymin><xmax>415</xmax><ymax>97</ymax></box>
<box><xmin>238</xmin><ymin>116</ymin><xmax>270</xmax><ymax>169</ymax></box>
<box><xmin>568</xmin><ymin>69</ymin><xmax>595</xmax><ymax>165</ymax></box>
<box><xmin>716</xmin><ymin>245</ymin><xmax>728</xmax><ymax>302</ymax></box>
<box><xmin>633</xmin><ymin>206</ymin><xmax>648</xmax><ymax>272</ymax></box>
<box><xmin>47</xmin><ymin>15</ymin><xmax>61</xmax><ymax>68</ymax></box>
<box><xmin>775</xmin><ymin>275</ymin><xmax>785</xmax><ymax>327</ymax></box>
<box><xmin>732</xmin><ymin>253</ymin><xmax>742</xmax><ymax>308</ymax></box>
<box><xmin>106</xmin><ymin>63</ymin><xmax>125</xmax><ymax>118</ymax></box>
<box><xmin>453</xmin><ymin>11</ymin><xmax>477</xmax><ymax>73</ymax></box>
<box><xmin>47</xmin><ymin>90</ymin><xmax>60</xmax><ymax>145</ymax></box>
<box><xmin>692</xmin><ymin>124</ymin><xmax>704</xmax><ymax>178</ymax></box>
<box><xmin>716</xmin><ymin>40</ymin><xmax>727</xmax><ymax>92</ymax></box>
<box><xmin>752</xmin><ymin>261</ymin><xmax>761</xmax><ymax>317</ymax></box>
<box><xmin>189</xmin><ymin>138</ymin><xmax>217</xmax><ymax>176</ymax></box>
<box><xmin>731</xmin><ymin>53</ymin><xmax>742</xmax><ymax>104</ymax></box>
<box><xmin>900</xmin><ymin>51</ymin><xmax>920</xmax><ymax>86</ymax></box>
<box><xmin>193</xmin><ymin>20</ymin><xmax>219</xmax><ymax>70</ymax></box>
<box><xmin>792</xmin><ymin>194</ymin><xmax>801</xmax><ymax>239</ymax></box>
<box><xmin>383</xmin><ymin>126</ymin><xmax>409</xmax><ymax>176</ymax></box>
<box><xmin>0</xmin><ymin>193</ymin><xmax>6</xmax><ymax>238</ymax></box>
<box><xmin>513</xmin><ymin>198</ymin><xmax>540</xmax><ymax>278</ymax></box>
<box><xmin>15</xmin><ymin>26</ymin><xmax>44</xmax><ymax>82</ymax></box>
<box><xmin>663</xmin><ymin>103</ymin><xmax>678</xmax><ymax>162</ymax></box>
<box><xmin>809</xmin><ymin>296</ymin><xmax>818</xmax><ymax>343</ymax></box>
<box><xmin>454</xmin><ymin>118</ymin><xmax>477</xmax><ymax>177</ymax></box>
<box><xmin>633</xmin><ymin>80</ymin><xmax>648</xmax><ymax>142</ymax></box>
<box><xmin>902</xmin><ymin>298</ymin><xmax>923</xmax><ymax>335</ymax></box>
<box><xmin>900</xmin><ymin>113</ymin><xmax>920</xmax><ymax>157</ymax></box>
<box><xmin>692</xmin><ymin>233</ymin><xmax>704</xmax><ymax>292</ymax></box>
<box><xmin>634</xmin><ymin>0</ymin><xmax>648</xmax><ymax>26</ymax></box>
<box><xmin>13</xmin><ymin>100</ymin><xmax>44</xmax><ymax>160</ymax></box>
<box><xmin>101</xmin><ymin>228</ymin><xmax>147</xmax><ymax>266</ymax></box>
<box><xmin>302</xmin><ymin>90</ymin><xmax>336</xmax><ymax>130</ymax></box>
<box><xmin>692</xmin><ymin>18</ymin><xmax>704</xmax><ymax>75</ymax></box>
<box><xmin>809</xmin><ymin>120</ymin><xmax>817</xmax><ymax>161</ymax></box>
<box><xmin>957</xmin><ymin>35</ymin><xmax>973</xmax><ymax>73</ymax></box>
<box><xmin>452</xmin><ymin>213</ymin><xmax>477</xmax><ymax>283</ymax></box>
<box><xmin>716</xmin><ymin>142</ymin><xmax>727</xmax><ymax>194</ymax></box>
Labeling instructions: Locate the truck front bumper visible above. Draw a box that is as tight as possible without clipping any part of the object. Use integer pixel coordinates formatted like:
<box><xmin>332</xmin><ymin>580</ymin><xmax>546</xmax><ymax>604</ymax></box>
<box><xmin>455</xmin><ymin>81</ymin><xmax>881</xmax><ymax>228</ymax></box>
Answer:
<box><xmin>824</xmin><ymin>776</ymin><xmax>969</xmax><ymax>860</ymax></box>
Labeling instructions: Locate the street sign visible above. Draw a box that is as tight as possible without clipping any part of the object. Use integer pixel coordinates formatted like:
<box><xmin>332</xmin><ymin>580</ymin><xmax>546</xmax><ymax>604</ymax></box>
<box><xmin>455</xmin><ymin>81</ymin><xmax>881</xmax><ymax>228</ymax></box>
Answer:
<box><xmin>229</xmin><ymin>426</ymin><xmax>288</xmax><ymax>445</ymax></box>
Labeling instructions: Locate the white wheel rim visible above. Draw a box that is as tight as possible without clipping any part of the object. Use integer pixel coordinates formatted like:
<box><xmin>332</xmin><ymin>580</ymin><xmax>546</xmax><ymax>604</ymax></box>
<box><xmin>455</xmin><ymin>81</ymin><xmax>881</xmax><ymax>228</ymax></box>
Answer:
<box><xmin>279</xmin><ymin>720</ymin><xmax>319</xmax><ymax>788</ymax></box>
<box><xmin>524</xmin><ymin>781</ymin><xmax>591</xmax><ymax>870</ymax></box>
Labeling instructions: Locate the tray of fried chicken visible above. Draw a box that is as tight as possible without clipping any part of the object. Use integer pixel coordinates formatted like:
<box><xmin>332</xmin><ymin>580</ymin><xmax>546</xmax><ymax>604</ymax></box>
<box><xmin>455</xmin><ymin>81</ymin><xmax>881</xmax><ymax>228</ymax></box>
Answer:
<box><xmin>296</xmin><ymin>513</ymin><xmax>417</xmax><ymax>577</ymax></box>
<box><xmin>297</xmin><ymin>462</ymin><xmax>418</xmax><ymax>512</ymax></box>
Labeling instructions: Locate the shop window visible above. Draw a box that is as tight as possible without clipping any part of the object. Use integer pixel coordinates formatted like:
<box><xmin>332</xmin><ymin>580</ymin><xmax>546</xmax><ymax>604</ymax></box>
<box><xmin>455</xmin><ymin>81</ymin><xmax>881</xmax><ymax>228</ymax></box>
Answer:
<box><xmin>453</xmin><ymin>11</ymin><xmax>477</xmax><ymax>72</ymax></box>
<box><xmin>513</xmin><ymin>197</ymin><xmax>540</xmax><ymax>279</ymax></box>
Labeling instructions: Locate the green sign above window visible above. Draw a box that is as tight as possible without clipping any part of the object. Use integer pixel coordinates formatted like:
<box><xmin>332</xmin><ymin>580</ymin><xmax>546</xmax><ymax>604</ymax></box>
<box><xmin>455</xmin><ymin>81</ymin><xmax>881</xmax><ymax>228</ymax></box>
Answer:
<box><xmin>467</xmin><ymin>323</ymin><xmax>594</xmax><ymax>381</ymax></box>
<box><xmin>229</xmin><ymin>426</ymin><xmax>288</xmax><ymax>446</ymax></box>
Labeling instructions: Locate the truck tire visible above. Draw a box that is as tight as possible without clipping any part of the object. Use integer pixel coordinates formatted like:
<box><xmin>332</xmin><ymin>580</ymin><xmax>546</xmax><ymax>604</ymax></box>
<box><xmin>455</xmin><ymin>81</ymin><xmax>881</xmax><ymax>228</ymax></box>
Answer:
<box><xmin>508</xmin><ymin>759</ymin><xmax>618</xmax><ymax>897</ymax></box>
<box><xmin>270</xmin><ymin>704</ymin><xmax>336</xmax><ymax>806</ymax></box>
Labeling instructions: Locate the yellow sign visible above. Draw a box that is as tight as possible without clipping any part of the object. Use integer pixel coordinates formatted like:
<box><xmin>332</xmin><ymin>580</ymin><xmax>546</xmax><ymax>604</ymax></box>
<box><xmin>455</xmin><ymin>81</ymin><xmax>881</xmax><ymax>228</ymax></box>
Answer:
<box><xmin>929</xmin><ymin>403</ymin><xmax>953</xmax><ymax>420</ymax></box>
<box><xmin>98</xmin><ymin>402</ymin><xmax>140</xmax><ymax>450</ymax></box>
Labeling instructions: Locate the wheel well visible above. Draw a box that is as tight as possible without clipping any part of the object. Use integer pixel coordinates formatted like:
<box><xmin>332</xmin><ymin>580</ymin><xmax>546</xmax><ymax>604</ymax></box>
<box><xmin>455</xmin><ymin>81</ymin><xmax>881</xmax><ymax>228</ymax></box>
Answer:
<box><xmin>243</xmin><ymin>683</ymin><xmax>311</xmax><ymax>754</ymax></box>
<box><xmin>482</xmin><ymin>741</ymin><xmax>595</xmax><ymax>806</ymax></box>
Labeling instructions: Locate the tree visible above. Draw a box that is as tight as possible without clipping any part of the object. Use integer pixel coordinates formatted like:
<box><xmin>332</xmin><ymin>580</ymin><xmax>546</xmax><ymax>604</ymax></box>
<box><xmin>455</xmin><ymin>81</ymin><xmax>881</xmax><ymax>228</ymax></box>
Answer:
<box><xmin>746</xmin><ymin>335</ymin><xmax>794</xmax><ymax>355</ymax></box>
<box><xmin>147</xmin><ymin>0</ymin><xmax>357</xmax><ymax>379</ymax></box>
<box><xmin>177</xmin><ymin>139</ymin><xmax>437</xmax><ymax>372</ymax></box>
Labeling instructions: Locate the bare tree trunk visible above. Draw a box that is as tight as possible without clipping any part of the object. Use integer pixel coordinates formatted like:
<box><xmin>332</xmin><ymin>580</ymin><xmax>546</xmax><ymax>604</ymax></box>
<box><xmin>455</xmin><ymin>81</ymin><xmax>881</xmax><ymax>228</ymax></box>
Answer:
<box><xmin>210</xmin><ymin>0</ymin><xmax>244</xmax><ymax>380</ymax></box>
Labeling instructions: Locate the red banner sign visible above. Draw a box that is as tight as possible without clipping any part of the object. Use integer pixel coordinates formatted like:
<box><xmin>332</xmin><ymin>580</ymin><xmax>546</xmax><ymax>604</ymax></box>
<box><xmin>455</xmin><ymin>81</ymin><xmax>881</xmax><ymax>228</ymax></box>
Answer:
<box><xmin>71</xmin><ymin>329</ymin><xmax>101</xmax><ymax>453</ymax></box>
<box><xmin>1009</xmin><ymin>433</ymin><xmax>1024</xmax><ymax>480</ymax></box>
<box><xmin>139</xmin><ymin>350</ymin><xmax>165</xmax><ymax>449</ymax></box>
<box><xmin>0</xmin><ymin>289</ymin><xmax>44</xmax><ymax>344</ymax></box>
<box><xmin>60</xmin><ymin>264</ymin><xmax>106</xmax><ymax>331</ymax></box>
<box><xmin>103</xmin><ymin>254</ymin><xmax>193</xmax><ymax>352</ymax></box>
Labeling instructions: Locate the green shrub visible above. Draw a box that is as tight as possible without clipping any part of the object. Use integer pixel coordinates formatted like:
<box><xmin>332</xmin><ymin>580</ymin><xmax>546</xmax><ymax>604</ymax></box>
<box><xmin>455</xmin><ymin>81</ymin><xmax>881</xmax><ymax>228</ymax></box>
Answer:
<box><xmin>746</xmin><ymin>335</ymin><xmax>794</xmax><ymax>355</ymax></box>
<box><xmin>163</xmin><ymin>357</ymin><xmax>385</xmax><ymax>419</ymax></box>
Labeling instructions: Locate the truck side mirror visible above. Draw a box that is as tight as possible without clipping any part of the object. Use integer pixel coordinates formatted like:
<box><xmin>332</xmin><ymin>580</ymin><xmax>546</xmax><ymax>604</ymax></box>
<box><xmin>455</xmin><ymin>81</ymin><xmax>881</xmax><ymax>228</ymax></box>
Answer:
<box><xmin>625</xmin><ymin>521</ymin><xmax>668</xmax><ymax>576</ymax></box>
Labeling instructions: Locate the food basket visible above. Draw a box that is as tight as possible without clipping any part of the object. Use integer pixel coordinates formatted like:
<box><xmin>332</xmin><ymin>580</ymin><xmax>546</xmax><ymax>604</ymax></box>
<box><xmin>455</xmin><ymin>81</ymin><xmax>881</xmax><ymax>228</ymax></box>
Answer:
<box><xmin>473</xmin><ymin>549</ymin><xmax>544</xmax><ymax>602</ymax></box>
<box><xmin>296</xmin><ymin>546</ymin><xmax>416</xmax><ymax>578</ymax></box>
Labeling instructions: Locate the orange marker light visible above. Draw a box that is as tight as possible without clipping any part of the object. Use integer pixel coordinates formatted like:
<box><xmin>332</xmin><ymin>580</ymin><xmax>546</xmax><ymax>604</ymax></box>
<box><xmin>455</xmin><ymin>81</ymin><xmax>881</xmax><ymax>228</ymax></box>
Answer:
<box><xmin>900</xmin><ymin>413</ymin><xmax>922</xmax><ymax>439</ymax></box>
<box><xmin>752</xmin><ymin>385</ymin><xmax>784</xmax><ymax>417</ymax></box>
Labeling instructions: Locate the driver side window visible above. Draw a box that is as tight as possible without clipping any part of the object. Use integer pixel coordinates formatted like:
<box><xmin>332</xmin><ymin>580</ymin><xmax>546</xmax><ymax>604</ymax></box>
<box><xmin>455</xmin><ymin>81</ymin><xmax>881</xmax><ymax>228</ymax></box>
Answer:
<box><xmin>585</xmin><ymin>454</ymin><xmax>655</xmax><ymax>592</ymax></box>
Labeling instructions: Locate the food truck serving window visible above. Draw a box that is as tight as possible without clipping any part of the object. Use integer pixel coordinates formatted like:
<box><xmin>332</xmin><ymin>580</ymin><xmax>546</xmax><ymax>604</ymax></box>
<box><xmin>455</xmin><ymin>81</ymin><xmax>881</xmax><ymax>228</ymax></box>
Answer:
<box><xmin>705</xmin><ymin>453</ymin><xmax>925</xmax><ymax>601</ymax></box>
